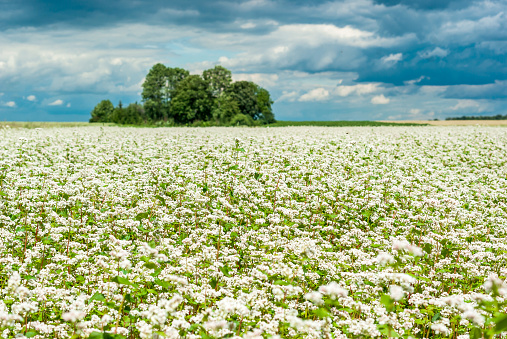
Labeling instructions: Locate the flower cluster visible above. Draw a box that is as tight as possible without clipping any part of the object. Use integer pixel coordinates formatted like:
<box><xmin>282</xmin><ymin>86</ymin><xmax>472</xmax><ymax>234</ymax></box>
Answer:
<box><xmin>0</xmin><ymin>125</ymin><xmax>506</xmax><ymax>338</ymax></box>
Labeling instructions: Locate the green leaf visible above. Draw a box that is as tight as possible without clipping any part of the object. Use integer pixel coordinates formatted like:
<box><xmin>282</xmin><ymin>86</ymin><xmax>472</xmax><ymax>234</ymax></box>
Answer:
<box><xmin>89</xmin><ymin>292</ymin><xmax>106</xmax><ymax>302</ymax></box>
<box><xmin>220</xmin><ymin>266</ymin><xmax>231</xmax><ymax>277</ymax></box>
<box><xmin>274</xmin><ymin>280</ymin><xmax>289</xmax><ymax>286</ymax></box>
<box><xmin>313</xmin><ymin>308</ymin><xmax>331</xmax><ymax>318</ymax></box>
<box><xmin>432</xmin><ymin>312</ymin><xmax>441</xmax><ymax>322</ymax></box>
<box><xmin>377</xmin><ymin>325</ymin><xmax>399</xmax><ymax>337</ymax></box>
<box><xmin>223</xmin><ymin>223</ymin><xmax>234</xmax><ymax>233</ymax></box>
<box><xmin>494</xmin><ymin>314</ymin><xmax>507</xmax><ymax>333</ymax></box>
<box><xmin>381</xmin><ymin>294</ymin><xmax>392</xmax><ymax>307</ymax></box>
<box><xmin>155</xmin><ymin>195</ymin><xmax>166</xmax><ymax>206</ymax></box>
<box><xmin>25</xmin><ymin>332</ymin><xmax>37</xmax><ymax>338</ymax></box>
<box><xmin>154</xmin><ymin>279</ymin><xmax>170</xmax><ymax>289</ymax></box>
<box><xmin>144</xmin><ymin>262</ymin><xmax>158</xmax><ymax>269</ymax></box>
<box><xmin>210</xmin><ymin>278</ymin><xmax>218</xmax><ymax>289</ymax></box>
<box><xmin>111</xmin><ymin>276</ymin><xmax>131</xmax><ymax>285</ymax></box>
<box><xmin>135</xmin><ymin>212</ymin><xmax>149</xmax><ymax>221</ymax></box>
<box><xmin>189</xmin><ymin>324</ymin><xmax>200</xmax><ymax>331</ymax></box>
<box><xmin>88</xmin><ymin>332</ymin><xmax>104</xmax><ymax>339</ymax></box>
<box><xmin>381</xmin><ymin>294</ymin><xmax>394</xmax><ymax>312</ymax></box>
<box><xmin>470</xmin><ymin>327</ymin><xmax>482</xmax><ymax>339</ymax></box>
<box><xmin>423</xmin><ymin>243</ymin><xmax>433</xmax><ymax>254</ymax></box>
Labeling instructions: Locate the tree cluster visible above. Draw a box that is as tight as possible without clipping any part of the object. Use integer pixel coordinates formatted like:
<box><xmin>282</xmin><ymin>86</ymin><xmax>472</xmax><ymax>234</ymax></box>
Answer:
<box><xmin>90</xmin><ymin>64</ymin><xmax>275</xmax><ymax>126</ymax></box>
<box><xmin>446</xmin><ymin>114</ymin><xmax>507</xmax><ymax>120</ymax></box>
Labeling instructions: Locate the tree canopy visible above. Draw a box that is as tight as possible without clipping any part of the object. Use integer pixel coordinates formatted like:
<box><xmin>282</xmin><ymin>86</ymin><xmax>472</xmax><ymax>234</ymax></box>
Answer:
<box><xmin>90</xmin><ymin>64</ymin><xmax>275</xmax><ymax>126</ymax></box>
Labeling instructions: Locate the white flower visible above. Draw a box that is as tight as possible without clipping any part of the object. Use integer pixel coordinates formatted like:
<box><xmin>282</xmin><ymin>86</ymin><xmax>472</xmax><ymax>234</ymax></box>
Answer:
<box><xmin>430</xmin><ymin>323</ymin><xmax>450</xmax><ymax>335</ymax></box>
<box><xmin>389</xmin><ymin>285</ymin><xmax>405</xmax><ymax>301</ymax></box>
<box><xmin>392</xmin><ymin>239</ymin><xmax>423</xmax><ymax>257</ymax></box>
<box><xmin>62</xmin><ymin>310</ymin><xmax>86</xmax><ymax>322</ymax></box>
<box><xmin>204</xmin><ymin>320</ymin><xmax>228</xmax><ymax>331</ymax></box>
<box><xmin>304</xmin><ymin>291</ymin><xmax>324</xmax><ymax>305</ymax></box>
<box><xmin>319</xmin><ymin>281</ymin><xmax>348</xmax><ymax>299</ymax></box>
<box><xmin>376</xmin><ymin>252</ymin><xmax>395</xmax><ymax>265</ymax></box>
<box><xmin>484</xmin><ymin>273</ymin><xmax>507</xmax><ymax>295</ymax></box>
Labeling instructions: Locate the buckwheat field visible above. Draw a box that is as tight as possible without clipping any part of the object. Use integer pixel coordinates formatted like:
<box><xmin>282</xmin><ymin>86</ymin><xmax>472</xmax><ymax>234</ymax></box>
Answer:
<box><xmin>2</xmin><ymin>126</ymin><xmax>507</xmax><ymax>339</ymax></box>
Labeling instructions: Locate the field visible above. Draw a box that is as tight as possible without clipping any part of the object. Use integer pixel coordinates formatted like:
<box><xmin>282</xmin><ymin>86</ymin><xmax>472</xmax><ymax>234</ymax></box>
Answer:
<box><xmin>381</xmin><ymin>120</ymin><xmax>507</xmax><ymax>126</ymax></box>
<box><xmin>267</xmin><ymin>121</ymin><xmax>427</xmax><ymax>127</ymax></box>
<box><xmin>1</xmin><ymin>126</ymin><xmax>507</xmax><ymax>339</ymax></box>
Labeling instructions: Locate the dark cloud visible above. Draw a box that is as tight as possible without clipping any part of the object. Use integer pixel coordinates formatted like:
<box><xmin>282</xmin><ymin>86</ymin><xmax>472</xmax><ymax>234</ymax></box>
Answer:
<box><xmin>372</xmin><ymin>0</ymin><xmax>476</xmax><ymax>10</ymax></box>
<box><xmin>1</xmin><ymin>0</ymin><xmax>507</xmax><ymax>121</ymax></box>
<box><xmin>443</xmin><ymin>81</ymin><xmax>507</xmax><ymax>100</ymax></box>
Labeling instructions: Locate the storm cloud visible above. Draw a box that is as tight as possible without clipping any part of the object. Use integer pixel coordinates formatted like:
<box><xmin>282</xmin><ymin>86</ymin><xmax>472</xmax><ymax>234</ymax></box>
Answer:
<box><xmin>0</xmin><ymin>0</ymin><xmax>506</xmax><ymax>121</ymax></box>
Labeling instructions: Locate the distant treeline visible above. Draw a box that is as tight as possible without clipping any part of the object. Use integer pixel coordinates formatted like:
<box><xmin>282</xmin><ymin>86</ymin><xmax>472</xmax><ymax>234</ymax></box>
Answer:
<box><xmin>90</xmin><ymin>64</ymin><xmax>275</xmax><ymax>126</ymax></box>
<box><xmin>446</xmin><ymin>114</ymin><xmax>507</xmax><ymax>120</ymax></box>
<box><xmin>268</xmin><ymin>121</ymin><xmax>427</xmax><ymax>127</ymax></box>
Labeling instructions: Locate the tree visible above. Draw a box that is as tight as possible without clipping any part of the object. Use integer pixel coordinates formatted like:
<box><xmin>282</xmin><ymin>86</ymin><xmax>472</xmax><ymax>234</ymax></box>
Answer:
<box><xmin>212</xmin><ymin>94</ymin><xmax>241</xmax><ymax>124</ymax></box>
<box><xmin>227</xmin><ymin>81</ymin><xmax>259</xmax><ymax>120</ymax></box>
<box><xmin>256</xmin><ymin>87</ymin><xmax>275</xmax><ymax>123</ymax></box>
<box><xmin>230</xmin><ymin>113</ymin><xmax>256</xmax><ymax>126</ymax></box>
<box><xmin>90</xmin><ymin>64</ymin><xmax>276</xmax><ymax>125</ymax></box>
<box><xmin>89</xmin><ymin>100</ymin><xmax>114</xmax><ymax>122</ymax></box>
<box><xmin>170</xmin><ymin>75</ymin><xmax>214</xmax><ymax>124</ymax></box>
<box><xmin>141</xmin><ymin>64</ymin><xmax>189</xmax><ymax>121</ymax></box>
<box><xmin>203</xmin><ymin>66</ymin><xmax>232</xmax><ymax>98</ymax></box>
<box><xmin>141</xmin><ymin>63</ymin><xmax>167</xmax><ymax>121</ymax></box>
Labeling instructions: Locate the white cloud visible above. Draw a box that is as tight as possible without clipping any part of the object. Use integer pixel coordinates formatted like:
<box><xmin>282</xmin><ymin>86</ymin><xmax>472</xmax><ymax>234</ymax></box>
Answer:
<box><xmin>48</xmin><ymin>99</ymin><xmax>64</xmax><ymax>106</ymax></box>
<box><xmin>203</xmin><ymin>24</ymin><xmax>415</xmax><ymax>72</ymax></box>
<box><xmin>276</xmin><ymin>91</ymin><xmax>299</xmax><ymax>102</ymax></box>
<box><xmin>241</xmin><ymin>22</ymin><xmax>257</xmax><ymax>29</ymax></box>
<box><xmin>404</xmin><ymin>76</ymin><xmax>429</xmax><ymax>85</ymax></box>
<box><xmin>158</xmin><ymin>8</ymin><xmax>200</xmax><ymax>17</ymax></box>
<box><xmin>418</xmin><ymin>47</ymin><xmax>449</xmax><ymax>58</ymax></box>
<box><xmin>381</xmin><ymin>53</ymin><xmax>403</xmax><ymax>64</ymax></box>
<box><xmin>371</xmin><ymin>94</ymin><xmax>390</xmax><ymax>104</ymax></box>
<box><xmin>4</xmin><ymin>101</ymin><xmax>16</xmax><ymax>107</ymax></box>
<box><xmin>409</xmin><ymin>108</ymin><xmax>421</xmax><ymax>115</ymax></box>
<box><xmin>66</xmin><ymin>103</ymin><xmax>71</xmax><ymax>108</ymax></box>
<box><xmin>0</xmin><ymin>24</ymin><xmax>178</xmax><ymax>95</ymax></box>
<box><xmin>450</xmin><ymin>99</ymin><xmax>482</xmax><ymax>111</ymax></box>
<box><xmin>435</xmin><ymin>12</ymin><xmax>506</xmax><ymax>44</ymax></box>
<box><xmin>26</xmin><ymin>95</ymin><xmax>36</xmax><ymax>101</ymax></box>
<box><xmin>299</xmin><ymin>88</ymin><xmax>330</xmax><ymax>102</ymax></box>
<box><xmin>232</xmin><ymin>73</ymin><xmax>279</xmax><ymax>87</ymax></box>
<box><xmin>334</xmin><ymin>83</ymin><xmax>379</xmax><ymax>97</ymax></box>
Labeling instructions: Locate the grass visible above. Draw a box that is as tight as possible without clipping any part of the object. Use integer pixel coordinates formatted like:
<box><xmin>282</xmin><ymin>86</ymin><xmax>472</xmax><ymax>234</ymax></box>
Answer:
<box><xmin>0</xmin><ymin>121</ymin><xmax>93</xmax><ymax>129</ymax></box>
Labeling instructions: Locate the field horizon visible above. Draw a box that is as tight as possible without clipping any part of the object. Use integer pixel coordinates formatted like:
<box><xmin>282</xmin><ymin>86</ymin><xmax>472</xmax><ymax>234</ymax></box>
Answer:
<box><xmin>3</xmin><ymin>119</ymin><xmax>507</xmax><ymax>129</ymax></box>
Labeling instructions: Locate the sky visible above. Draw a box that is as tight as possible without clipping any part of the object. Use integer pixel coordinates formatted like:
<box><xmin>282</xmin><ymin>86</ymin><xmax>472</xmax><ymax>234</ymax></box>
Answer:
<box><xmin>0</xmin><ymin>0</ymin><xmax>506</xmax><ymax>121</ymax></box>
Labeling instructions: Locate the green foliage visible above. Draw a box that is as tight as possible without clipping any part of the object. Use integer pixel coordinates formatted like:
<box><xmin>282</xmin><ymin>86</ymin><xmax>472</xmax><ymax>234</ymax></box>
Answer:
<box><xmin>91</xmin><ymin>64</ymin><xmax>275</xmax><ymax>126</ymax></box>
<box><xmin>212</xmin><ymin>94</ymin><xmax>241</xmax><ymax>124</ymax></box>
<box><xmin>141</xmin><ymin>64</ymin><xmax>189</xmax><ymax>121</ymax></box>
<box><xmin>170</xmin><ymin>75</ymin><xmax>214</xmax><ymax>124</ymax></box>
<box><xmin>226</xmin><ymin>81</ymin><xmax>259</xmax><ymax>120</ymax></box>
<box><xmin>89</xmin><ymin>100</ymin><xmax>114</xmax><ymax>123</ymax></box>
<box><xmin>229</xmin><ymin>113</ymin><xmax>256</xmax><ymax>126</ymax></box>
<box><xmin>256</xmin><ymin>87</ymin><xmax>275</xmax><ymax>123</ymax></box>
<box><xmin>447</xmin><ymin>114</ymin><xmax>507</xmax><ymax>120</ymax></box>
<box><xmin>110</xmin><ymin>103</ymin><xmax>147</xmax><ymax>125</ymax></box>
<box><xmin>203</xmin><ymin>65</ymin><xmax>232</xmax><ymax>98</ymax></box>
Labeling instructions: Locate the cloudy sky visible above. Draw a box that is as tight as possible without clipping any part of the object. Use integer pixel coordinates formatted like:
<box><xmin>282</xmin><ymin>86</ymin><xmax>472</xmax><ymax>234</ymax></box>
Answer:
<box><xmin>0</xmin><ymin>0</ymin><xmax>506</xmax><ymax>121</ymax></box>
